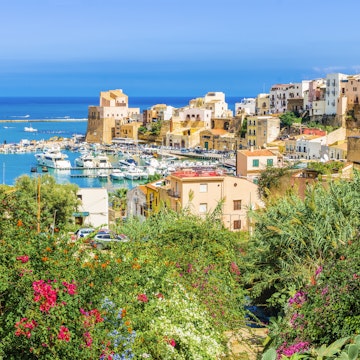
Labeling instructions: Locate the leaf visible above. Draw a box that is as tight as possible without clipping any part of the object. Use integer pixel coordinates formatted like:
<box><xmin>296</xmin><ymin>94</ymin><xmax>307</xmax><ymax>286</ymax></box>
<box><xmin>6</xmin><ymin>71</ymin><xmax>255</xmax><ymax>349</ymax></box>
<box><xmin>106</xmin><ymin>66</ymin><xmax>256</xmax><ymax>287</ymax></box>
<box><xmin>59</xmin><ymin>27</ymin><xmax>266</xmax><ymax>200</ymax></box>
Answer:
<box><xmin>347</xmin><ymin>344</ymin><xmax>359</xmax><ymax>360</ymax></box>
<box><xmin>318</xmin><ymin>337</ymin><xmax>349</xmax><ymax>357</ymax></box>
<box><xmin>261</xmin><ymin>348</ymin><xmax>277</xmax><ymax>360</ymax></box>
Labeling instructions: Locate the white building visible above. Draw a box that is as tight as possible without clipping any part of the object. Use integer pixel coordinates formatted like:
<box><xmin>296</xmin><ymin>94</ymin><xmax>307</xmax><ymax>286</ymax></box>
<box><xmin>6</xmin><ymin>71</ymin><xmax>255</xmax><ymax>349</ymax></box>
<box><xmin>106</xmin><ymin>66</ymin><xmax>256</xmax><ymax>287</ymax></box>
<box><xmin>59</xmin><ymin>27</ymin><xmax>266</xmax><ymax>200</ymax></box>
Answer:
<box><xmin>178</xmin><ymin>108</ymin><xmax>212</xmax><ymax>127</ymax></box>
<box><xmin>325</xmin><ymin>73</ymin><xmax>348</xmax><ymax>115</ymax></box>
<box><xmin>269</xmin><ymin>84</ymin><xmax>290</xmax><ymax>113</ymax></box>
<box><xmin>76</xmin><ymin>188</ymin><xmax>109</xmax><ymax>228</ymax></box>
<box><xmin>235</xmin><ymin>98</ymin><xmax>256</xmax><ymax>115</ymax></box>
<box><xmin>203</xmin><ymin>91</ymin><xmax>230</xmax><ymax>118</ymax></box>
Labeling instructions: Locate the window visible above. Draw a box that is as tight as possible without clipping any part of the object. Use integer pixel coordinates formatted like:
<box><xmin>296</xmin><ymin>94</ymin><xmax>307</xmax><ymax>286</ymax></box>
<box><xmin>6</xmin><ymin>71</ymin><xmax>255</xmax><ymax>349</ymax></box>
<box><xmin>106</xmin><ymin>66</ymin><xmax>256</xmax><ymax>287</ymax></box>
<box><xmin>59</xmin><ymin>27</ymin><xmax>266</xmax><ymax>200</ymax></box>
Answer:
<box><xmin>233</xmin><ymin>200</ymin><xmax>242</xmax><ymax>210</ymax></box>
<box><xmin>267</xmin><ymin>159</ymin><xmax>273</xmax><ymax>166</ymax></box>
<box><xmin>199</xmin><ymin>184</ymin><xmax>208</xmax><ymax>193</ymax></box>
<box><xmin>252</xmin><ymin>159</ymin><xmax>259</xmax><ymax>167</ymax></box>
<box><xmin>233</xmin><ymin>220</ymin><xmax>241</xmax><ymax>230</ymax></box>
<box><xmin>199</xmin><ymin>203</ymin><xmax>207</xmax><ymax>213</ymax></box>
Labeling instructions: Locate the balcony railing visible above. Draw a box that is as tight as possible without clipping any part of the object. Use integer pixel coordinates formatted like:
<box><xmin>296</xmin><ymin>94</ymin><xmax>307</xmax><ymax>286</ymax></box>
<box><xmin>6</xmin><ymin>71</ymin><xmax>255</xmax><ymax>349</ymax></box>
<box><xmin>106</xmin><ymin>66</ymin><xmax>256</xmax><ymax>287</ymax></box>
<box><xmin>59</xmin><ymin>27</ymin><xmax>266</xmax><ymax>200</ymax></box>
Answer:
<box><xmin>167</xmin><ymin>190</ymin><xmax>181</xmax><ymax>198</ymax></box>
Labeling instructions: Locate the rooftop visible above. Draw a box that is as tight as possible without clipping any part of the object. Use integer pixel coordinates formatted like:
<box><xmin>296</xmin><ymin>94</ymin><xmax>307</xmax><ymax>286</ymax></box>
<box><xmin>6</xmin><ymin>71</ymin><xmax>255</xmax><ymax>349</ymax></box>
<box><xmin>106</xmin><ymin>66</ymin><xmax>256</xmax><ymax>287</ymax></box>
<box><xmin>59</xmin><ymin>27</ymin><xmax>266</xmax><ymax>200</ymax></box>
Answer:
<box><xmin>171</xmin><ymin>169</ymin><xmax>225</xmax><ymax>178</ymax></box>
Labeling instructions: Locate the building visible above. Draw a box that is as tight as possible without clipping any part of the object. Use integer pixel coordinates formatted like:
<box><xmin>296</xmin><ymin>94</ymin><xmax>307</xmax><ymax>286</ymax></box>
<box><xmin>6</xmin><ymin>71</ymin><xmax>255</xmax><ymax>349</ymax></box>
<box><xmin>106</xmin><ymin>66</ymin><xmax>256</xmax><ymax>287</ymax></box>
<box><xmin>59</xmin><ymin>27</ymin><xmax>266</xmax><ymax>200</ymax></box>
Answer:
<box><xmin>255</xmin><ymin>93</ymin><xmax>270</xmax><ymax>115</ymax></box>
<box><xmin>143</xmin><ymin>104</ymin><xmax>175</xmax><ymax>125</ymax></box>
<box><xmin>203</xmin><ymin>92</ymin><xmax>232</xmax><ymax>118</ymax></box>
<box><xmin>75</xmin><ymin>188</ymin><xmax>109</xmax><ymax>227</ymax></box>
<box><xmin>86</xmin><ymin>89</ymin><xmax>140</xmax><ymax>144</ymax></box>
<box><xmin>269</xmin><ymin>84</ymin><xmax>290</xmax><ymax>114</ymax></box>
<box><xmin>246</xmin><ymin>116</ymin><xmax>281</xmax><ymax>148</ymax></box>
<box><xmin>126</xmin><ymin>185</ymin><xmax>147</xmax><ymax>220</ymax></box>
<box><xmin>325</xmin><ymin>73</ymin><xmax>348</xmax><ymax>115</ymax></box>
<box><xmin>236</xmin><ymin>148</ymin><xmax>283</xmax><ymax>180</ymax></box>
<box><xmin>114</xmin><ymin>121</ymin><xmax>142</xmax><ymax>141</ymax></box>
<box><xmin>199</xmin><ymin>128</ymin><xmax>238</xmax><ymax>151</ymax></box>
<box><xmin>235</xmin><ymin>98</ymin><xmax>256</xmax><ymax>115</ymax></box>
<box><xmin>166</xmin><ymin>169</ymin><xmax>263</xmax><ymax>231</ymax></box>
<box><xmin>303</xmin><ymin>79</ymin><xmax>326</xmax><ymax>117</ymax></box>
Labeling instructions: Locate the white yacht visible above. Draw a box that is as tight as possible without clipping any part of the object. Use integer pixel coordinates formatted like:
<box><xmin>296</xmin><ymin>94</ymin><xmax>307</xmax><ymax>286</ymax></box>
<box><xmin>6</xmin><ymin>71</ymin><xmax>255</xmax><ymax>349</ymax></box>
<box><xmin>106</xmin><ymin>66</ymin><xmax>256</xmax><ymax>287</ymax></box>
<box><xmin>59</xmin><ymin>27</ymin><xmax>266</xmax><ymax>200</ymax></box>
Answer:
<box><xmin>35</xmin><ymin>149</ymin><xmax>71</xmax><ymax>169</ymax></box>
<box><xmin>94</xmin><ymin>154</ymin><xmax>112</xmax><ymax>168</ymax></box>
<box><xmin>24</xmin><ymin>125</ymin><xmax>38</xmax><ymax>132</ymax></box>
<box><xmin>110</xmin><ymin>169</ymin><xmax>125</xmax><ymax>180</ymax></box>
<box><xmin>74</xmin><ymin>153</ymin><xmax>96</xmax><ymax>168</ymax></box>
<box><xmin>123</xmin><ymin>166</ymin><xmax>142</xmax><ymax>180</ymax></box>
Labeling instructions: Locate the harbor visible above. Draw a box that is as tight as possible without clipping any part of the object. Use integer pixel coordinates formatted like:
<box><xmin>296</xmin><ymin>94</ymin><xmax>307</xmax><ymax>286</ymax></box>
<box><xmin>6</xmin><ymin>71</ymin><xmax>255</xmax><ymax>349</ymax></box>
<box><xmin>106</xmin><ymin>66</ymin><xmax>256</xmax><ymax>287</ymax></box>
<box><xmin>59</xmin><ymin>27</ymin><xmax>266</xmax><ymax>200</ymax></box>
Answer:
<box><xmin>0</xmin><ymin>135</ymin><xmax>236</xmax><ymax>189</ymax></box>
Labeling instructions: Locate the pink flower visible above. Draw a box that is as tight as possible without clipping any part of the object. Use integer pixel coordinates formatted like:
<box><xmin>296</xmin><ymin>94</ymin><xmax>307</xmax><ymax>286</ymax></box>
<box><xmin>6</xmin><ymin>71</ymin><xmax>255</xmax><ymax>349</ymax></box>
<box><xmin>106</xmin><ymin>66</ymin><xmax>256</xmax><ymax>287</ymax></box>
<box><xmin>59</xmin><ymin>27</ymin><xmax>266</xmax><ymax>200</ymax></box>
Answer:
<box><xmin>62</xmin><ymin>281</ymin><xmax>77</xmax><ymax>295</ymax></box>
<box><xmin>16</xmin><ymin>255</ymin><xmax>29</xmax><ymax>263</ymax></box>
<box><xmin>83</xmin><ymin>331</ymin><xmax>93</xmax><ymax>347</ymax></box>
<box><xmin>33</xmin><ymin>280</ymin><xmax>57</xmax><ymax>312</ymax></box>
<box><xmin>167</xmin><ymin>338</ymin><xmax>176</xmax><ymax>347</ymax></box>
<box><xmin>14</xmin><ymin>318</ymin><xmax>38</xmax><ymax>338</ymax></box>
<box><xmin>315</xmin><ymin>266</ymin><xmax>323</xmax><ymax>277</ymax></box>
<box><xmin>137</xmin><ymin>293</ymin><xmax>149</xmax><ymax>303</ymax></box>
<box><xmin>58</xmin><ymin>326</ymin><xmax>71</xmax><ymax>342</ymax></box>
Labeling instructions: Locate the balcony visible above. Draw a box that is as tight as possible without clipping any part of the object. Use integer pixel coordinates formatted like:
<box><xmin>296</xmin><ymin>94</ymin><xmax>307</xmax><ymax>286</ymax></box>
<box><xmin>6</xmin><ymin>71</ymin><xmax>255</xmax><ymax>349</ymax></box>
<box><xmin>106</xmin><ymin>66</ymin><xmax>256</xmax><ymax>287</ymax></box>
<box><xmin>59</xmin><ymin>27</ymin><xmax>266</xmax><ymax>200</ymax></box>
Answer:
<box><xmin>167</xmin><ymin>190</ymin><xmax>181</xmax><ymax>198</ymax></box>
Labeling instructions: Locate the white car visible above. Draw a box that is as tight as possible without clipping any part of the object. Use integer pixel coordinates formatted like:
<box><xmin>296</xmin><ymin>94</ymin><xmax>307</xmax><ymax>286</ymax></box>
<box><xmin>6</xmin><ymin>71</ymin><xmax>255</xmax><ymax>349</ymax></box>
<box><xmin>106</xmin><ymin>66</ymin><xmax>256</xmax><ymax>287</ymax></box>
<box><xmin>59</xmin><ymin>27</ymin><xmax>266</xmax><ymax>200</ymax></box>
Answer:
<box><xmin>75</xmin><ymin>228</ymin><xmax>95</xmax><ymax>240</ymax></box>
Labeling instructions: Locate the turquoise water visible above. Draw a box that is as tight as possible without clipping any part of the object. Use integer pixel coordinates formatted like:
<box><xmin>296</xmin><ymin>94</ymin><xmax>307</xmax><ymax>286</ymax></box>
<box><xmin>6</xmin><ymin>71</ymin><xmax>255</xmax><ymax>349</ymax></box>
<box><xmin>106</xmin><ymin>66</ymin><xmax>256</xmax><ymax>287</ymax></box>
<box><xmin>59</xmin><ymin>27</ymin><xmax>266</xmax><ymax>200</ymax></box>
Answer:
<box><xmin>0</xmin><ymin>149</ymin><xmax>147</xmax><ymax>190</ymax></box>
<box><xmin>0</xmin><ymin>96</ymin><xmax>242</xmax><ymax>188</ymax></box>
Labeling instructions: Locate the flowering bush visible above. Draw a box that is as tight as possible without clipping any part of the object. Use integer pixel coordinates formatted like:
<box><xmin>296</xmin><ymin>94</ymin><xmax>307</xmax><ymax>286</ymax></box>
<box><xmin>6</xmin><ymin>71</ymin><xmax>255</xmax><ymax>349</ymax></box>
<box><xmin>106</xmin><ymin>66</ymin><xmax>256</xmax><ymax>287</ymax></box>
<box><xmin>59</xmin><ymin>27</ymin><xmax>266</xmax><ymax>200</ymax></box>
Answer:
<box><xmin>0</xmin><ymin>208</ymin><xmax>248</xmax><ymax>358</ymax></box>
<box><xmin>264</xmin><ymin>234</ymin><xmax>360</xmax><ymax>357</ymax></box>
<box><xmin>133</xmin><ymin>285</ymin><xmax>225</xmax><ymax>359</ymax></box>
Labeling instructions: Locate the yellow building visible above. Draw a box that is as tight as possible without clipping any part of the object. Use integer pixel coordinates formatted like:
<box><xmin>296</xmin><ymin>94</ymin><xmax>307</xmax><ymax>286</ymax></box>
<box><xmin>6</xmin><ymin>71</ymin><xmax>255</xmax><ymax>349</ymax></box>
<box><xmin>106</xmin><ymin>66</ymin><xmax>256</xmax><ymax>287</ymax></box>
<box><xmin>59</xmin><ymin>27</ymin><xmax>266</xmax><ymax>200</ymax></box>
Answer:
<box><xmin>199</xmin><ymin>129</ymin><xmax>238</xmax><ymax>151</ymax></box>
<box><xmin>166</xmin><ymin>169</ymin><xmax>263</xmax><ymax>231</ymax></box>
<box><xmin>86</xmin><ymin>89</ymin><xmax>140</xmax><ymax>144</ymax></box>
<box><xmin>114</xmin><ymin>121</ymin><xmax>142</xmax><ymax>141</ymax></box>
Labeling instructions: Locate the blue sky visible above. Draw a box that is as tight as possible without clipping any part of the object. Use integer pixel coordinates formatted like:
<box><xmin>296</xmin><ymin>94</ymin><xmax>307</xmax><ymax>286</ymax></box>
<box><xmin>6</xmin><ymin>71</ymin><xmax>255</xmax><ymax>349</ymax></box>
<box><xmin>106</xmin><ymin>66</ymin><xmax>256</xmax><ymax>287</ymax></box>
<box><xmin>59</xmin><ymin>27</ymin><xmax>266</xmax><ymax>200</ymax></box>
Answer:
<box><xmin>1</xmin><ymin>0</ymin><xmax>360</xmax><ymax>98</ymax></box>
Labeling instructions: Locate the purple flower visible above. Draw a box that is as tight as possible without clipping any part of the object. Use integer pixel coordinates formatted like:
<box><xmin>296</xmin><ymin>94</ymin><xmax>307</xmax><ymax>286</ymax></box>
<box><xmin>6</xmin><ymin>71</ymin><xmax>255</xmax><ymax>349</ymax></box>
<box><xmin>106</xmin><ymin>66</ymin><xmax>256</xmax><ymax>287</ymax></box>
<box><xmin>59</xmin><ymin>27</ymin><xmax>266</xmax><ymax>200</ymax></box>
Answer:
<box><xmin>315</xmin><ymin>266</ymin><xmax>323</xmax><ymax>277</ymax></box>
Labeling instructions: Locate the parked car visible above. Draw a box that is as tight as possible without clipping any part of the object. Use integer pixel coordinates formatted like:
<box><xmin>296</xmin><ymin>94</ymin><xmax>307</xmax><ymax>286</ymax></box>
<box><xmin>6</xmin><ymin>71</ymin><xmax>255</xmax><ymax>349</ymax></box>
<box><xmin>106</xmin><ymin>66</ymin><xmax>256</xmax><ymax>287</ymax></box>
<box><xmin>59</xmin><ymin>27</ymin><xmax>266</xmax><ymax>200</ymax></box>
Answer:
<box><xmin>74</xmin><ymin>228</ymin><xmax>95</xmax><ymax>240</ymax></box>
<box><xmin>90</xmin><ymin>233</ymin><xmax>129</xmax><ymax>250</ymax></box>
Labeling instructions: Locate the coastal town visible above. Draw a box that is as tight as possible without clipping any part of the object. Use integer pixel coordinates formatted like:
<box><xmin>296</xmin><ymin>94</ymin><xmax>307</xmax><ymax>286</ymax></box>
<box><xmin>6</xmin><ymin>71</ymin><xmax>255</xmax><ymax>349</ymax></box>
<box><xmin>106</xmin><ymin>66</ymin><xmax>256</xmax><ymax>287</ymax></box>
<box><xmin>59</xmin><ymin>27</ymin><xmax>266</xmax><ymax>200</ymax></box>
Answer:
<box><xmin>63</xmin><ymin>71</ymin><xmax>360</xmax><ymax>231</ymax></box>
<box><xmin>1</xmin><ymin>71</ymin><xmax>360</xmax><ymax>233</ymax></box>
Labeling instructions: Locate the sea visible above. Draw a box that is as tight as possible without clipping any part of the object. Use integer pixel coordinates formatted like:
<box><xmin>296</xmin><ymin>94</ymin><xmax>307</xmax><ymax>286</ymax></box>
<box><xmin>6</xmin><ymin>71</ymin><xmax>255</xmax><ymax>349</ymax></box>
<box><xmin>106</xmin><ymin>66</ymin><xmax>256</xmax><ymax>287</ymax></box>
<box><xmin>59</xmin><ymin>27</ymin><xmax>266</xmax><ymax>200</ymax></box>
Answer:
<box><xmin>0</xmin><ymin>96</ymin><xmax>242</xmax><ymax>190</ymax></box>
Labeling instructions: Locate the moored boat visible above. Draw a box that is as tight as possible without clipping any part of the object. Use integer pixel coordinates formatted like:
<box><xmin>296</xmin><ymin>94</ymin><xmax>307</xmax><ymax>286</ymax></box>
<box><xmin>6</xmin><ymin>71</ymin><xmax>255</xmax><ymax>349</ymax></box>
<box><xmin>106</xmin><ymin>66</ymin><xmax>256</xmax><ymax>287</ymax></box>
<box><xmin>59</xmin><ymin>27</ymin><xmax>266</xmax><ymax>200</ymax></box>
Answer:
<box><xmin>35</xmin><ymin>149</ymin><xmax>71</xmax><ymax>169</ymax></box>
<box><xmin>110</xmin><ymin>169</ymin><xmax>125</xmax><ymax>180</ymax></box>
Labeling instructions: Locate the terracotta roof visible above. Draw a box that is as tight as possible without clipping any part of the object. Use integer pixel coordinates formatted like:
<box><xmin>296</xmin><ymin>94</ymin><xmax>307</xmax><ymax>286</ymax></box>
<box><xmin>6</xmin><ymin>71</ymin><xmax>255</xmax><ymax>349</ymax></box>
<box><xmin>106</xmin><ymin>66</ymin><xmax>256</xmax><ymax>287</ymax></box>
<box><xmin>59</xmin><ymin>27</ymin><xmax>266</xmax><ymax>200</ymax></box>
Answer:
<box><xmin>171</xmin><ymin>169</ymin><xmax>225</xmax><ymax>178</ymax></box>
<box><xmin>138</xmin><ymin>185</ymin><xmax>147</xmax><ymax>194</ymax></box>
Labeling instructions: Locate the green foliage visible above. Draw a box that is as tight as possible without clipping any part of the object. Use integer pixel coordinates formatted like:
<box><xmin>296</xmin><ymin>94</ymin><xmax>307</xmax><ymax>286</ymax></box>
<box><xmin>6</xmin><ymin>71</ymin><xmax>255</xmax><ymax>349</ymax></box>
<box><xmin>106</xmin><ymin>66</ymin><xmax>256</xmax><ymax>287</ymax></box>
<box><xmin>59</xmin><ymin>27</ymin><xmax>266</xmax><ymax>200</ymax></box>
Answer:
<box><xmin>240</xmin><ymin>118</ymin><xmax>248</xmax><ymax>138</ymax></box>
<box><xmin>279</xmin><ymin>112</ymin><xmax>302</xmax><ymax>129</ymax></box>
<box><xmin>150</xmin><ymin>121</ymin><xmax>162</xmax><ymax>136</ymax></box>
<box><xmin>262</xmin><ymin>335</ymin><xmax>360</xmax><ymax>359</ymax></box>
<box><xmin>306</xmin><ymin>121</ymin><xmax>336</xmax><ymax>133</ymax></box>
<box><xmin>0</xmin><ymin>175</ymin><xmax>79</xmax><ymax>235</ymax></box>
<box><xmin>270</xmin><ymin>236</ymin><xmax>360</xmax><ymax>348</ymax></box>
<box><xmin>242</xmin><ymin>171</ymin><xmax>360</xmax><ymax>309</ymax></box>
<box><xmin>257</xmin><ymin>165</ymin><xmax>294</xmax><ymax>199</ymax></box>
<box><xmin>0</xmin><ymin>201</ymin><xmax>248</xmax><ymax>358</ymax></box>
<box><xmin>307</xmin><ymin>161</ymin><xmax>345</xmax><ymax>175</ymax></box>
<box><xmin>138</xmin><ymin>125</ymin><xmax>148</xmax><ymax>134</ymax></box>
<box><xmin>109</xmin><ymin>187</ymin><xmax>128</xmax><ymax>211</ymax></box>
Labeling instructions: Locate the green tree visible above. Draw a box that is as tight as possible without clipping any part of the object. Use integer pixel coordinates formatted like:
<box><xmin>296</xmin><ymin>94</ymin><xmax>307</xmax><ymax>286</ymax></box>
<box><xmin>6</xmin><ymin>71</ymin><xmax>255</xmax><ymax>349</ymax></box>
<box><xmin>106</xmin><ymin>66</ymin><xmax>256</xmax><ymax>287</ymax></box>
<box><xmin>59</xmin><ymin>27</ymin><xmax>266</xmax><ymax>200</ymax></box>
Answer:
<box><xmin>109</xmin><ymin>187</ymin><xmax>128</xmax><ymax>213</ymax></box>
<box><xmin>257</xmin><ymin>165</ymin><xmax>294</xmax><ymax>199</ymax></box>
<box><xmin>279</xmin><ymin>112</ymin><xmax>302</xmax><ymax>131</ymax></box>
<box><xmin>0</xmin><ymin>175</ymin><xmax>79</xmax><ymax>234</ymax></box>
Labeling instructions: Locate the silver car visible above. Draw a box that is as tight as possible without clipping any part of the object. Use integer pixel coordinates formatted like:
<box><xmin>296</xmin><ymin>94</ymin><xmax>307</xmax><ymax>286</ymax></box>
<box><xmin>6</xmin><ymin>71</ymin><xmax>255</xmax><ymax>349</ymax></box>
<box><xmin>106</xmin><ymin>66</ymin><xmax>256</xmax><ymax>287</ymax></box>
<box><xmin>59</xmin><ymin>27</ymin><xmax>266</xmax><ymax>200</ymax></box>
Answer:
<box><xmin>90</xmin><ymin>233</ymin><xmax>129</xmax><ymax>250</ymax></box>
